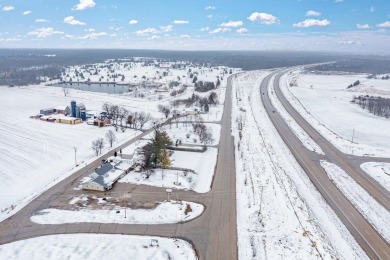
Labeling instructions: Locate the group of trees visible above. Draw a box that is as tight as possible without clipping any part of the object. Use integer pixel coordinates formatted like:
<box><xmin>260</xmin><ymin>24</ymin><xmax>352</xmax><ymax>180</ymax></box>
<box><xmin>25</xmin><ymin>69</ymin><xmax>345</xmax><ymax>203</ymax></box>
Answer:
<box><xmin>192</xmin><ymin>122</ymin><xmax>214</xmax><ymax>145</ymax></box>
<box><xmin>170</xmin><ymin>92</ymin><xmax>218</xmax><ymax>112</ymax></box>
<box><xmin>352</xmin><ymin>95</ymin><xmax>390</xmax><ymax>118</ymax></box>
<box><xmin>347</xmin><ymin>80</ymin><xmax>360</xmax><ymax>89</ymax></box>
<box><xmin>91</xmin><ymin>130</ymin><xmax>118</xmax><ymax>156</ymax></box>
<box><xmin>142</xmin><ymin>129</ymin><xmax>172</xmax><ymax>169</ymax></box>
<box><xmin>194</xmin><ymin>81</ymin><xmax>216</xmax><ymax>92</ymax></box>
<box><xmin>102</xmin><ymin>103</ymin><xmax>153</xmax><ymax>131</ymax></box>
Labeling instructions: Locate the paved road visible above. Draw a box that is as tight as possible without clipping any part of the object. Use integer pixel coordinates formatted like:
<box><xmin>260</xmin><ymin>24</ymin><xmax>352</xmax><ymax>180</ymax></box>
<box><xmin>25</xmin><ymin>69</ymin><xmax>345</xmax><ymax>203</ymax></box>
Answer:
<box><xmin>261</xmin><ymin>71</ymin><xmax>390</xmax><ymax>259</ymax></box>
<box><xmin>272</xmin><ymin>72</ymin><xmax>390</xmax><ymax>208</ymax></box>
<box><xmin>0</xmin><ymin>76</ymin><xmax>237</xmax><ymax>260</ymax></box>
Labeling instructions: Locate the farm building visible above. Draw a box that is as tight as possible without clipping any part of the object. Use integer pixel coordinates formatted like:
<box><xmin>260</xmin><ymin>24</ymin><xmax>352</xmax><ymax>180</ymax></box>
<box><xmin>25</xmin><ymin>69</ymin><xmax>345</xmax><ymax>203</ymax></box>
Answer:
<box><xmin>56</xmin><ymin>117</ymin><xmax>82</xmax><ymax>125</ymax></box>
<box><xmin>56</xmin><ymin>106</ymin><xmax>71</xmax><ymax>115</ymax></box>
<box><xmin>82</xmin><ymin>160</ymin><xmax>132</xmax><ymax>191</ymax></box>
<box><xmin>40</xmin><ymin>108</ymin><xmax>56</xmax><ymax>115</ymax></box>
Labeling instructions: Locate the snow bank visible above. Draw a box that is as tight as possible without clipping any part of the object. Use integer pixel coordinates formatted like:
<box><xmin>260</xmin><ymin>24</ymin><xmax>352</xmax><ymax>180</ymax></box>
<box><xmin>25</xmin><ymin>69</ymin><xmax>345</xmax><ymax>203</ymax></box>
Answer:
<box><xmin>360</xmin><ymin>162</ymin><xmax>390</xmax><ymax>192</ymax></box>
<box><xmin>321</xmin><ymin>160</ymin><xmax>390</xmax><ymax>243</ymax></box>
<box><xmin>31</xmin><ymin>201</ymin><xmax>203</xmax><ymax>225</ymax></box>
<box><xmin>0</xmin><ymin>234</ymin><xmax>197</xmax><ymax>260</ymax></box>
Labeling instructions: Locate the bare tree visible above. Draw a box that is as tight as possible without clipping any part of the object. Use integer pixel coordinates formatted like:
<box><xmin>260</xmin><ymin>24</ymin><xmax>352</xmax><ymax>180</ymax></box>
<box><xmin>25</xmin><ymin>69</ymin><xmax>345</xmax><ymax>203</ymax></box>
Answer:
<box><xmin>63</xmin><ymin>87</ymin><xmax>69</xmax><ymax>97</ymax></box>
<box><xmin>102</xmin><ymin>103</ymin><xmax>111</xmax><ymax>115</ymax></box>
<box><xmin>109</xmin><ymin>105</ymin><xmax>120</xmax><ymax>130</ymax></box>
<box><xmin>138</xmin><ymin>112</ymin><xmax>152</xmax><ymax>129</ymax></box>
<box><xmin>158</xmin><ymin>104</ymin><xmax>171</xmax><ymax>118</ymax></box>
<box><xmin>105</xmin><ymin>130</ymin><xmax>117</xmax><ymax>148</ymax></box>
<box><xmin>118</xmin><ymin>107</ymin><xmax>129</xmax><ymax>127</ymax></box>
<box><xmin>91</xmin><ymin>139</ymin><xmax>100</xmax><ymax>156</ymax></box>
<box><xmin>97</xmin><ymin>137</ymin><xmax>105</xmax><ymax>154</ymax></box>
<box><xmin>130</xmin><ymin>111</ymin><xmax>139</xmax><ymax>128</ymax></box>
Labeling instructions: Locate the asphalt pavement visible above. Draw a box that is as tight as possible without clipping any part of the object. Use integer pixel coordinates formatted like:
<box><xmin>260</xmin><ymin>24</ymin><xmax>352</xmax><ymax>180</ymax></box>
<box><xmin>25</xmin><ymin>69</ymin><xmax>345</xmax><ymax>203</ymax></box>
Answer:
<box><xmin>261</xmin><ymin>71</ymin><xmax>390</xmax><ymax>259</ymax></box>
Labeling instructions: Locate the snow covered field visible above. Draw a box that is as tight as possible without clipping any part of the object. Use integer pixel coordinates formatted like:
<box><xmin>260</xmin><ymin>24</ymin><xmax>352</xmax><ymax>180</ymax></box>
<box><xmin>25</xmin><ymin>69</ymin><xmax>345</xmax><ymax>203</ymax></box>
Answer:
<box><xmin>0</xmin><ymin>86</ymin><xmax>141</xmax><ymax>222</ymax></box>
<box><xmin>165</xmin><ymin>123</ymin><xmax>221</xmax><ymax>146</ymax></box>
<box><xmin>119</xmin><ymin>148</ymin><xmax>218</xmax><ymax>193</ymax></box>
<box><xmin>232</xmin><ymin>71</ymin><xmax>367</xmax><ymax>259</ymax></box>
<box><xmin>321</xmin><ymin>161</ymin><xmax>390</xmax><ymax>243</ymax></box>
<box><xmin>281</xmin><ymin>70</ymin><xmax>390</xmax><ymax>157</ymax></box>
<box><xmin>361</xmin><ymin>162</ymin><xmax>390</xmax><ymax>192</ymax></box>
<box><xmin>0</xmin><ymin>234</ymin><xmax>197</xmax><ymax>260</ymax></box>
<box><xmin>31</xmin><ymin>200</ymin><xmax>203</xmax><ymax>225</ymax></box>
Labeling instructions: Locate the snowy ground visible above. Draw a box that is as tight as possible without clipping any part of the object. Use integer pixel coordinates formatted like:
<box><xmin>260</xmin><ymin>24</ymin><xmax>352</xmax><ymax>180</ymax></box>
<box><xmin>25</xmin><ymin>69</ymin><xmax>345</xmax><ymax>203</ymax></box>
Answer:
<box><xmin>31</xmin><ymin>200</ymin><xmax>203</xmax><ymax>225</ymax></box>
<box><xmin>0</xmin><ymin>234</ymin><xmax>197</xmax><ymax>260</ymax></box>
<box><xmin>164</xmin><ymin>123</ymin><xmax>221</xmax><ymax>146</ymax></box>
<box><xmin>321</xmin><ymin>161</ymin><xmax>390</xmax><ymax>243</ymax></box>
<box><xmin>232</xmin><ymin>71</ymin><xmax>367</xmax><ymax>259</ymax></box>
<box><xmin>0</xmin><ymin>86</ymin><xmax>141</xmax><ymax>222</ymax></box>
<box><xmin>119</xmin><ymin>148</ymin><xmax>218</xmax><ymax>193</ymax></box>
<box><xmin>281</xmin><ymin>70</ymin><xmax>390</xmax><ymax>157</ymax></box>
<box><xmin>361</xmin><ymin>162</ymin><xmax>390</xmax><ymax>192</ymax></box>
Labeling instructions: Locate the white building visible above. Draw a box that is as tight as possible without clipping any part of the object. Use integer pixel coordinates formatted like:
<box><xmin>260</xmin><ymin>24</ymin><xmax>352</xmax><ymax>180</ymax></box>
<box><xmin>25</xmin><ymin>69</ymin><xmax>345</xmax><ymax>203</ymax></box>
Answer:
<box><xmin>82</xmin><ymin>160</ymin><xmax>132</xmax><ymax>191</ymax></box>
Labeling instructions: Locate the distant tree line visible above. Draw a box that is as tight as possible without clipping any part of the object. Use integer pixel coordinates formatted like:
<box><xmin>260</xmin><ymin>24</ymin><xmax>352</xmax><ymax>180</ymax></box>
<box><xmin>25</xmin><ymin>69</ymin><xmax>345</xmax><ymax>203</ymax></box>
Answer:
<box><xmin>352</xmin><ymin>95</ymin><xmax>390</xmax><ymax>118</ymax></box>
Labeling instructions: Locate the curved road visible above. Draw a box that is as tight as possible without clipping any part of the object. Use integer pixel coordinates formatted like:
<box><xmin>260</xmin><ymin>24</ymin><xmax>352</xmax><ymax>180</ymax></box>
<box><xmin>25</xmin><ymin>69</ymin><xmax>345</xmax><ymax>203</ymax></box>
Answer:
<box><xmin>261</xmin><ymin>71</ymin><xmax>390</xmax><ymax>259</ymax></box>
<box><xmin>0</xmin><ymin>76</ymin><xmax>237</xmax><ymax>260</ymax></box>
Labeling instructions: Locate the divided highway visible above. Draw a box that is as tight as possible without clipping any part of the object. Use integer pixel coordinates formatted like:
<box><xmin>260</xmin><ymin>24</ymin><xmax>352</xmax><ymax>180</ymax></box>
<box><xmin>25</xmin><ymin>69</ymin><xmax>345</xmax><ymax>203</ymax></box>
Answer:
<box><xmin>261</xmin><ymin>71</ymin><xmax>390</xmax><ymax>259</ymax></box>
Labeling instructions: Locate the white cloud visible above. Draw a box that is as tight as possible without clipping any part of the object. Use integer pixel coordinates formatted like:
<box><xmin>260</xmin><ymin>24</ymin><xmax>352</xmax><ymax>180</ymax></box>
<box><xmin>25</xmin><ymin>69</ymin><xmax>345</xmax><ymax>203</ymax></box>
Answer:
<box><xmin>160</xmin><ymin>25</ymin><xmax>173</xmax><ymax>32</ymax></box>
<box><xmin>237</xmin><ymin>28</ymin><xmax>248</xmax><ymax>34</ymax></box>
<box><xmin>293</xmin><ymin>19</ymin><xmax>331</xmax><ymax>28</ymax></box>
<box><xmin>200</xmin><ymin>27</ymin><xmax>210</xmax><ymax>31</ymax></box>
<box><xmin>80</xmin><ymin>32</ymin><xmax>107</xmax><ymax>39</ymax></box>
<box><xmin>207</xmin><ymin>14</ymin><xmax>213</xmax><ymax>19</ymax></box>
<box><xmin>370</xmin><ymin>6</ymin><xmax>375</xmax><ymax>13</ymax></box>
<box><xmin>23</xmin><ymin>11</ymin><xmax>31</xmax><ymax>15</ymax></box>
<box><xmin>135</xmin><ymin>28</ymin><xmax>158</xmax><ymax>36</ymax></box>
<box><xmin>334</xmin><ymin>0</ymin><xmax>343</xmax><ymax>3</ymax></box>
<box><xmin>129</xmin><ymin>20</ymin><xmax>138</xmax><ymax>25</ymax></box>
<box><xmin>173</xmin><ymin>20</ymin><xmax>189</xmax><ymax>24</ymax></box>
<box><xmin>209</xmin><ymin>28</ymin><xmax>231</xmax><ymax>34</ymax></box>
<box><xmin>27</xmin><ymin>27</ymin><xmax>64</xmax><ymax>38</ymax></box>
<box><xmin>35</xmin><ymin>19</ymin><xmax>48</xmax><ymax>23</ymax></box>
<box><xmin>220</xmin><ymin>21</ymin><xmax>243</xmax><ymax>28</ymax></box>
<box><xmin>247</xmin><ymin>12</ymin><xmax>278</xmax><ymax>24</ymax></box>
<box><xmin>64</xmin><ymin>16</ymin><xmax>86</xmax><ymax>26</ymax></box>
<box><xmin>180</xmin><ymin>34</ymin><xmax>190</xmax><ymax>38</ymax></box>
<box><xmin>2</xmin><ymin>6</ymin><xmax>14</xmax><ymax>11</ymax></box>
<box><xmin>205</xmin><ymin>6</ymin><xmax>216</xmax><ymax>10</ymax></box>
<box><xmin>73</xmin><ymin>0</ymin><xmax>95</xmax><ymax>10</ymax></box>
<box><xmin>357</xmin><ymin>24</ymin><xmax>370</xmax><ymax>29</ymax></box>
<box><xmin>85</xmin><ymin>28</ymin><xmax>95</xmax><ymax>32</ymax></box>
<box><xmin>377</xmin><ymin>21</ymin><xmax>390</xmax><ymax>27</ymax></box>
<box><xmin>306</xmin><ymin>10</ymin><xmax>321</xmax><ymax>17</ymax></box>
<box><xmin>150</xmin><ymin>35</ymin><xmax>160</xmax><ymax>40</ymax></box>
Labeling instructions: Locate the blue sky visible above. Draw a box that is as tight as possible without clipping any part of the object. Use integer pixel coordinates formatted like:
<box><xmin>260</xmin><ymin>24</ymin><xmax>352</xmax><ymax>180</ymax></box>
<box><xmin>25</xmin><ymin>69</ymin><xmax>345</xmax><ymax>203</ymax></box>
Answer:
<box><xmin>0</xmin><ymin>0</ymin><xmax>389</xmax><ymax>53</ymax></box>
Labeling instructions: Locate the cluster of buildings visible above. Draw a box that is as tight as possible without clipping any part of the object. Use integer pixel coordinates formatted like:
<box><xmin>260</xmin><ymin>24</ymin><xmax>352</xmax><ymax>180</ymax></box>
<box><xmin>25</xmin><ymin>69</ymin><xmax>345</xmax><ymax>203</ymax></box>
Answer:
<box><xmin>38</xmin><ymin>100</ymin><xmax>87</xmax><ymax>125</ymax></box>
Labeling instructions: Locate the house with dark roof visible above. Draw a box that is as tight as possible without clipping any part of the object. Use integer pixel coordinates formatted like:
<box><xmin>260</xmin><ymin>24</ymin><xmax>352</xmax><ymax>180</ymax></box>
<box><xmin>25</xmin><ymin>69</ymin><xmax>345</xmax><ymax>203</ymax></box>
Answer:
<box><xmin>82</xmin><ymin>160</ymin><xmax>132</xmax><ymax>191</ymax></box>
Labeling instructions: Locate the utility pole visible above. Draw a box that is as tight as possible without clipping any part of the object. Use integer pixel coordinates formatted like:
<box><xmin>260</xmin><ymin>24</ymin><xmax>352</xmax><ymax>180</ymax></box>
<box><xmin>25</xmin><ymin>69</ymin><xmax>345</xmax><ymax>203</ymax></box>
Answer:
<box><xmin>123</xmin><ymin>193</ymin><xmax>127</xmax><ymax>218</ymax></box>
<box><xmin>351</xmin><ymin>129</ymin><xmax>355</xmax><ymax>144</ymax></box>
<box><xmin>73</xmin><ymin>147</ymin><xmax>78</xmax><ymax>167</ymax></box>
